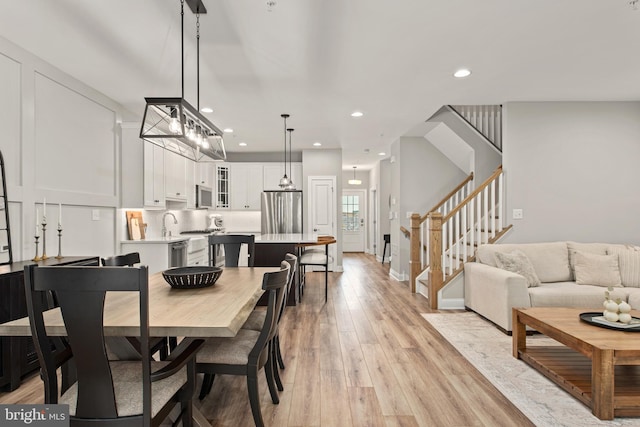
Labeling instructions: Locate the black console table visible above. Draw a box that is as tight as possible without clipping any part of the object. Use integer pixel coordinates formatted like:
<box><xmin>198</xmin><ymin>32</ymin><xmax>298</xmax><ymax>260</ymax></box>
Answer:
<box><xmin>0</xmin><ymin>256</ymin><xmax>99</xmax><ymax>391</ymax></box>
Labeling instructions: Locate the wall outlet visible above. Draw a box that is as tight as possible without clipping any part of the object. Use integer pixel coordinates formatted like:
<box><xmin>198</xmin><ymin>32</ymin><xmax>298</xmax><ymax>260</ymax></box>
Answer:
<box><xmin>92</xmin><ymin>209</ymin><xmax>100</xmax><ymax>221</ymax></box>
<box><xmin>512</xmin><ymin>208</ymin><xmax>523</xmax><ymax>220</ymax></box>
<box><xmin>406</xmin><ymin>211</ymin><xmax>414</xmax><ymax>218</ymax></box>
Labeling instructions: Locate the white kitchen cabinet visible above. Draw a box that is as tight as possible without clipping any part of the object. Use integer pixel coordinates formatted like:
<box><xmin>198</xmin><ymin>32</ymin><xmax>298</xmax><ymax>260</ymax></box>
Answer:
<box><xmin>186</xmin><ymin>159</ymin><xmax>195</xmax><ymax>209</ymax></box>
<box><xmin>231</xmin><ymin>163</ymin><xmax>263</xmax><ymax>210</ymax></box>
<box><xmin>263</xmin><ymin>163</ymin><xmax>302</xmax><ymax>191</ymax></box>
<box><xmin>165</xmin><ymin>151</ymin><xmax>187</xmax><ymax>201</ymax></box>
<box><xmin>143</xmin><ymin>142</ymin><xmax>166</xmax><ymax>208</ymax></box>
<box><xmin>215</xmin><ymin>164</ymin><xmax>230</xmax><ymax>209</ymax></box>
<box><xmin>196</xmin><ymin>162</ymin><xmax>215</xmax><ymax>188</ymax></box>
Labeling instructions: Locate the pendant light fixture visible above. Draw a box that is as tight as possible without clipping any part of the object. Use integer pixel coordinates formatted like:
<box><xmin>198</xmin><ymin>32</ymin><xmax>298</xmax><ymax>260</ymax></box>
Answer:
<box><xmin>348</xmin><ymin>166</ymin><xmax>362</xmax><ymax>185</ymax></box>
<box><xmin>284</xmin><ymin>128</ymin><xmax>296</xmax><ymax>190</ymax></box>
<box><xmin>279</xmin><ymin>114</ymin><xmax>291</xmax><ymax>188</ymax></box>
<box><xmin>140</xmin><ymin>0</ymin><xmax>226</xmax><ymax>162</ymax></box>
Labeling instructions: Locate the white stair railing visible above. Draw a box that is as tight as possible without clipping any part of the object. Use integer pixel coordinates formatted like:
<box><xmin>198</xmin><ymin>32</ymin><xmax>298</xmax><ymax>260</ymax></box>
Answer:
<box><xmin>450</xmin><ymin>105</ymin><xmax>502</xmax><ymax>151</ymax></box>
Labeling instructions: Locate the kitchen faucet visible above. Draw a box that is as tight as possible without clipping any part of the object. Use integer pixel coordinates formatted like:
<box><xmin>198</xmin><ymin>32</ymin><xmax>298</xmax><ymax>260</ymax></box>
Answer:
<box><xmin>162</xmin><ymin>212</ymin><xmax>178</xmax><ymax>238</ymax></box>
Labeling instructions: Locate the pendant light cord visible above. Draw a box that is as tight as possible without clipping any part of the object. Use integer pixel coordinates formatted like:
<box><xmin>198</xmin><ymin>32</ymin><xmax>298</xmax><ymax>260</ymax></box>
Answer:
<box><xmin>180</xmin><ymin>0</ymin><xmax>185</xmax><ymax>99</ymax></box>
<box><xmin>196</xmin><ymin>12</ymin><xmax>200</xmax><ymax>110</ymax></box>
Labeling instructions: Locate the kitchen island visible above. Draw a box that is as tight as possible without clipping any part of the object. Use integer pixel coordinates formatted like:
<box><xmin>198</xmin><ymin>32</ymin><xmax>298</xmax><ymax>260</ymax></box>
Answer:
<box><xmin>253</xmin><ymin>233</ymin><xmax>317</xmax><ymax>305</ymax></box>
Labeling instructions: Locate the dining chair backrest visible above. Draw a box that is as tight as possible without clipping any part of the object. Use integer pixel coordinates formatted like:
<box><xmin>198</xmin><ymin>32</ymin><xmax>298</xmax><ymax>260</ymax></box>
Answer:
<box><xmin>209</xmin><ymin>234</ymin><xmax>255</xmax><ymax>267</ymax></box>
<box><xmin>282</xmin><ymin>253</ymin><xmax>297</xmax><ymax>315</ymax></box>
<box><xmin>249</xmin><ymin>261</ymin><xmax>290</xmax><ymax>367</ymax></box>
<box><xmin>24</xmin><ymin>264</ymin><xmax>152</xmax><ymax>419</ymax></box>
<box><xmin>101</xmin><ymin>252</ymin><xmax>141</xmax><ymax>267</ymax></box>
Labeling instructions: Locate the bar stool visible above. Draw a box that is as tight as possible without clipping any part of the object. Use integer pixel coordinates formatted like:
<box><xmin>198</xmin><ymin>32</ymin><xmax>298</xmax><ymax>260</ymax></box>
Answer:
<box><xmin>381</xmin><ymin>234</ymin><xmax>390</xmax><ymax>264</ymax></box>
<box><xmin>298</xmin><ymin>236</ymin><xmax>336</xmax><ymax>302</ymax></box>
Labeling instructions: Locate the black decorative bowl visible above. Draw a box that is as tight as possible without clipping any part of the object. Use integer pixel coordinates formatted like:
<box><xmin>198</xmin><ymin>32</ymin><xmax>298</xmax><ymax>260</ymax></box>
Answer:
<box><xmin>162</xmin><ymin>266</ymin><xmax>223</xmax><ymax>289</ymax></box>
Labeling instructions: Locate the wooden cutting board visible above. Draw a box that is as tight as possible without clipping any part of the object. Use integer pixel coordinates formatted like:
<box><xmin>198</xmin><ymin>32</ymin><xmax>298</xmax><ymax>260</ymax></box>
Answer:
<box><xmin>126</xmin><ymin>211</ymin><xmax>145</xmax><ymax>240</ymax></box>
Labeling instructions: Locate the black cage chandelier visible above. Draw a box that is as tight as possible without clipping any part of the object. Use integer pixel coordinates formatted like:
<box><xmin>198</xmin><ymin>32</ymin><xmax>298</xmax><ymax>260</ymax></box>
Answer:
<box><xmin>140</xmin><ymin>0</ymin><xmax>226</xmax><ymax>162</ymax></box>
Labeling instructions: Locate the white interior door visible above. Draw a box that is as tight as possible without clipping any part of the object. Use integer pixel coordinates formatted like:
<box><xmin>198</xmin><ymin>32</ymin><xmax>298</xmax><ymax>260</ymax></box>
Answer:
<box><xmin>342</xmin><ymin>189</ymin><xmax>366</xmax><ymax>252</ymax></box>
<box><xmin>309</xmin><ymin>176</ymin><xmax>336</xmax><ymax>270</ymax></box>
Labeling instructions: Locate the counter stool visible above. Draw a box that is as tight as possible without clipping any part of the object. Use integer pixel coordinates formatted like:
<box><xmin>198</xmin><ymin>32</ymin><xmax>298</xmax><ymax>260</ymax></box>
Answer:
<box><xmin>381</xmin><ymin>234</ymin><xmax>390</xmax><ymax>264</ymax></box>
<box><xmin>298</xmin><ymin>236</ymin><xmax>335</xmax><ymax>302</ymax></box>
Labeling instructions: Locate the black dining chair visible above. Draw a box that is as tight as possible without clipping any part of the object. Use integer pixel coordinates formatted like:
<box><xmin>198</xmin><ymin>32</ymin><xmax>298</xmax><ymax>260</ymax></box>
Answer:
<box><xmin>241</xmin><ymin>253</ymin><xmax>297</xmax><ymax>391</ymax></box>
<box><xmin>196</xmin><ymin>260</ymin><xmax>290</xmax><ymax>427</ymax></box>
<box><xmin>102</xmin><ymin>252</ymin><xmax>172</xmax><ymax>360</ymax></box>
<box><xmin>209</xmin><ymin>234</ymin><xmax>255</xmax><ymax>267</ymax></box>
<box><xmin>24</xmin><ymin>264</ymin><xmax>204</xmax><ymax>426</ymax></box>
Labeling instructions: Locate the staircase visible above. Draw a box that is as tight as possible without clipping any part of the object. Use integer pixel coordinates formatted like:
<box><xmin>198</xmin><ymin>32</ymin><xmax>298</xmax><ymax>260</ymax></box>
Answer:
<box><xmin>449</xmin><ymin>105</ymin><xmax>502</xmax><ymax>151</ymax></box>
<box><xmin>410</xmin><ymin>166</ymin><xmax>512</xmax><ymax>308</ymax></box>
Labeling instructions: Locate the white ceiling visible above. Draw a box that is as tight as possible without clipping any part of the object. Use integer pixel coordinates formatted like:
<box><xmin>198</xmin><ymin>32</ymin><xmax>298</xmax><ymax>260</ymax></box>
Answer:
<box><xmin>0</xmin><ymin>0</ymin><xmax>638</xmax><ymax>170</ymax></box>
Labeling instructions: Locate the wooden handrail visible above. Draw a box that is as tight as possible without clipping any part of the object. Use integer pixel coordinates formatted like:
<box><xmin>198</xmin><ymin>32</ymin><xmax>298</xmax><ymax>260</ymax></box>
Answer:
<box><xmin>442</xmin><ymin>165</ymin><xmax>502</xmax><ymax>223</ymax></box>
<box><xmin>400</xmin><ymin>226</ymin><xmax>410</xmax><ymax>238</ymax></box>
<box><xmin>420</xmin><ymin>172</ymin><xmax>474</xmax><ymax>223</ymax></box>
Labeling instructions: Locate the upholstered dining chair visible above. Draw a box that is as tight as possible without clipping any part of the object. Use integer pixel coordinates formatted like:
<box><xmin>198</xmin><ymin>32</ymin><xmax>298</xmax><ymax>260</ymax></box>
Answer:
<box><xmin>102</xmin><ymin>252</ymin><xmax>172</xmax><ymax>360</ymax></box>
<box><xmin>241</xmin><ymin>253</ymin><xmax>297</xmax><ymax>391</ymax></box>
<box><xmin>298</xmin><ymin>235</ymin><xmax>335</xmax><ymax>302</ymax></box>
<box><xmin>24</xmin><ymin>264</ymin><xmax>204</xmax><ymax>426</ymax></box>
<box><xmin>196</xmin><ymin>260</ymin><xmax>290</xmax><ymax>427</ymax></box>
<box><xmin>209</xmin><ymin>234</ymin><xmax>255</xmax><ymax>267</ymax></box>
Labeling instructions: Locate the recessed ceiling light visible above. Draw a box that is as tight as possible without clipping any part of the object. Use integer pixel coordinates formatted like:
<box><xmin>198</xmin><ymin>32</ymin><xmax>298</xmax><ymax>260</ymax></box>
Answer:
<box><xmin>223</xmin><ymin>128</ymin><xmax>233</xmax><ymax>133</ymax></box>
<box><xmin>351</xmin><ymin>111</ymin><xmax>364</xmax><ymax>118</ymax></box>
<box><xmin>313</xmin><ymin>142</ymin><xmax>322</xmax><ymax>147</ymax></box>
<box><xmin>378</xmin><ymin>152</ymin><xmax>386</xmax><ymax>156</ymax></box>
<box><xmin>453</xmin><ymin>68</ymin><xmax>472</xmax><ymax>78</ymax></box>
<box><xmin>239</xmin><ymin>142</ymin><xmax>247</xmax><ymax>147</ymax></box>
<box><xmin>200</xmin><ymin>107</ymin><xmax>213</xmax><ymax>113</ymax></box>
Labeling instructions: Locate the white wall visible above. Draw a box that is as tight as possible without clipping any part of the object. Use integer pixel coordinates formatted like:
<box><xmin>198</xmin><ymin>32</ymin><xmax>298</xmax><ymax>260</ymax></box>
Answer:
<box><xmin>302</xmin><ymin>149</ymin><xmax>343</xmax><ymax>269</ymax></box>
<box><xmin>389</xmin><ymin>137</ymin><xmax>467</xmax><ymax>280</ymax></box>
<box><xmin>0</xmin><ymin>35</ymin><xmax>127</xmax><ymax>261</ymax></box>
<box><xmin>503</xmin><ymin>101</ymin><xmax>640</xmax><ymax>244</ymax></box>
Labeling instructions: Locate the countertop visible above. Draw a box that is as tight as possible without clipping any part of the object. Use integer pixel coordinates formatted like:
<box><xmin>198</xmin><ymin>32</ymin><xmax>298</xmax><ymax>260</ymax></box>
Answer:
<box><xmin>121</xmin><ymin>236</ymin><xmax>190</xmax><ymax>244</ymax></box>
<box><xmin>255</xmin><ymin>233</ymin><xmax>318</xmax><ymax>244</ymax></box>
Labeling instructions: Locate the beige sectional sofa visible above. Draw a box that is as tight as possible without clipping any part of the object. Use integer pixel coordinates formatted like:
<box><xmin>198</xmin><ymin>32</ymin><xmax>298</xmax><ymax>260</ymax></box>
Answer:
<box><xmin>464</xmin><ymin>241</ymin><xmax>640</xmax><ymax>332</ymax></box>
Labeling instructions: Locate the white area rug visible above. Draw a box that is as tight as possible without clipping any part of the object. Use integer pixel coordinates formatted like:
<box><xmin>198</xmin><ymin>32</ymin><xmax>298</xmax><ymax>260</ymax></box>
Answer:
<box><xmin>421</xmin><ymin>312</ymin><xmax>639</xmax><ymax>427</ymax></box>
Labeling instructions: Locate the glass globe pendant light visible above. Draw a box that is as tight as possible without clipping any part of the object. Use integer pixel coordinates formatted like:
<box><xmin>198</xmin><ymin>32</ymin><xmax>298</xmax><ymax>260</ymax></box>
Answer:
<box><xmin>284</xmin><ymin>127</ymin><xmax>296</xmax><ymax>190</ymax></box>
<box><xmin>279</xmin><ymin>114</ymin><xmax>291</xmax><ymax>188</ymax></box>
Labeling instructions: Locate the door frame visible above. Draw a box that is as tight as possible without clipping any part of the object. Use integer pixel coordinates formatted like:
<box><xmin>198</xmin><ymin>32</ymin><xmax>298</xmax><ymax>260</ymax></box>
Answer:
<box><xmin>341</xmin><ymin>188</ymin><xmax>367</xmax><ymax>253</ymax></box>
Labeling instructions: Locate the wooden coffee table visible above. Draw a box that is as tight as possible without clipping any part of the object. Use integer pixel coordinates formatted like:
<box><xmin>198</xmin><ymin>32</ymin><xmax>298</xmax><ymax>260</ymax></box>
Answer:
<box><xmin>513</xmin><ymin>307</ymin><xmax>640</xmax><ymax>420</ymax></box>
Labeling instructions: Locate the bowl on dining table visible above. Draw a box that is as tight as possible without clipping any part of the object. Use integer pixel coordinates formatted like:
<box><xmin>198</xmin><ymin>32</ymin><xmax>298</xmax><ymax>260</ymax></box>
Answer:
<box><xmin>162</xmin><ymin>266</ymin><xmax>223</xmax><ymax>289</ymax></box>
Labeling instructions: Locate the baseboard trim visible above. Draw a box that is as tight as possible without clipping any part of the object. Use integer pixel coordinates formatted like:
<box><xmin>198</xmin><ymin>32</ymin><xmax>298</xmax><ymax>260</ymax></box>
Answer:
<box><xmin>389</xmin><ymin>269</ymin><xmax>406</xmax><ymax>281</ymax></box>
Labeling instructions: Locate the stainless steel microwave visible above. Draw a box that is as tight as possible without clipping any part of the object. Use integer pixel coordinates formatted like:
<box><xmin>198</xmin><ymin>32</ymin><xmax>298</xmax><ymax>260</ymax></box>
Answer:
<box><xmin>196</xmin><ymin>185</ymin><xmax>213</xmax><ymax>209</ymax></box>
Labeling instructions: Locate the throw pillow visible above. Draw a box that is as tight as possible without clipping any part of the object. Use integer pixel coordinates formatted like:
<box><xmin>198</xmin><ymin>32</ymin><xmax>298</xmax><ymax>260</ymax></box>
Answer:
<box><xmin>607</xmin><ymin>246</ymin><xmax>640</xmax><ymax>288</ymax></box>
<box><xmin>494</xmin><ymin>250</ymin><xmax>541</xmax><ymax>288</ymax></box>
<box><xmin>573</xmin><ymin>251</ymin><xmax>622</xmax><ymax>287</ymax></box>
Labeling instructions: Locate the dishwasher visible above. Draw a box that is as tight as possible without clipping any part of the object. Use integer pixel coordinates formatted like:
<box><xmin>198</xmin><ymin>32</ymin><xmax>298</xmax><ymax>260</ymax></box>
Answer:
<box><xmin>168</xmin><ymin>240</ymin><xmax>188</xmax><ymax>268</ymax></box>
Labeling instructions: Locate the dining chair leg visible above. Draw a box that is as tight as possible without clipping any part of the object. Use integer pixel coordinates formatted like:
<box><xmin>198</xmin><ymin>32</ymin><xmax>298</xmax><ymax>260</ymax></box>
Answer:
<box><xmin>264</xmin><ymin>351</ymin><xmax>280</xmax><ymax>404</ymax></box>
<box><xmin>247</xmin><ymin>371</ymin><xmax>265</xmax><ymax>427</ymax></box>
<box><xmin>275</xmin><ymin>335</ymin><xmax>285</xmax><ymax>370</ymax></box>
<box><xmin>271</xmin><ymin>340</ymin><xmax>284</xmax><ymax>392</ymax></box>
<box><xmin>199</xmin><ymin>373</ymin><xmax>215</xmax><ymax>400</ymax></box>
<box><xmin>324</xmin><ymin>265</ymin><xmax>328</xmax><ymax>302</ymax></box>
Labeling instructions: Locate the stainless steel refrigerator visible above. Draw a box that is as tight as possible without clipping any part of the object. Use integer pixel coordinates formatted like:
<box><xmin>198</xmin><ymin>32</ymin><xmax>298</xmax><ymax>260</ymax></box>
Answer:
<box><xmin>261</xmin><ymin>191</ymin><xmax>303</xmax><ymax>234</ymax></box>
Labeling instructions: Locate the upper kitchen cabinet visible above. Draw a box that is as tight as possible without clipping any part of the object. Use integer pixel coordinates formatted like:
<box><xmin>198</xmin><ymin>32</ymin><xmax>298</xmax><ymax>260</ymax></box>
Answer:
<box><xmin>143</xmin><ymin>141</ymin><xmax>166</xmax><ymax>209</ymax></box>
<box><xmin>263</xmin><ymin>163</ymin><xmax>302</xmax><ymax>191</ymax></box>
<box><xmin>231</xmin><ymin>163</ymin><xmax>263</xmax><ymax>210</ymax></box>
<box><xmin>165</xmin><ymin>150</ymin><xmax>187</xmax><ymax>201</ymax></box>
<box><xmin>215</xmin><ymin>164</ymin><xmax>230</xmax><ymax>209</ymax></box>
<box><xmin>197</xmin><ymin>162</ymin><xmax>215</xmax><ymax>188</ymax></box>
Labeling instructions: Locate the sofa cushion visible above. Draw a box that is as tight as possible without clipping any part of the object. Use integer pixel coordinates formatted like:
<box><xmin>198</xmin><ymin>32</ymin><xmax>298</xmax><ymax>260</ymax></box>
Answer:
<box><xmin>528</xmin><ymin>282</ymin><xmax>628</xmax><ymax>308</ymax></box>
<box><xmin>567</xmin><ymin>242</ymin><xmax>626</xmax><ymax>280</ymax></box>
<box><xmin>606</xmin><ymin>246</ymin><xmax>640</xmax><ymax>288</ymax></box>
<box><xmin>476</xmin><ymin>242</ymin><xmax>571</xmax><ymax>283</ymax></box>
<box><xmin>573</xmin><ymin>251</ymin><xmax>622</xmax><ymax>287</ymax></box>
<box><xmin>626</xmin><ymin>288</ymin><xmax>640</xmax><ymax>309</ymax></box>
<box><xmin>494</xmin><ymin>250</ymin><xmax>540</xmax><ymax>288</ymax></box>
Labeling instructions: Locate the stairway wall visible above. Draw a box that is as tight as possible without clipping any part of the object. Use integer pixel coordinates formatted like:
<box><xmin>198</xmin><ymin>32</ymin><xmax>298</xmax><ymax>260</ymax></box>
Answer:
<box><xmin>502</xmin><ymin>101</ymin><xmax>640</xmax><ymax>244</ymax></box>
<box><xmin>390</xmin><ymin>136</ymin><xmax>467</xmax><ymax>280</ymax></box>
<box><xmin>427</xmin><ymin>106</ymin><xmax>502</xmax><ymax>183</ymax></box>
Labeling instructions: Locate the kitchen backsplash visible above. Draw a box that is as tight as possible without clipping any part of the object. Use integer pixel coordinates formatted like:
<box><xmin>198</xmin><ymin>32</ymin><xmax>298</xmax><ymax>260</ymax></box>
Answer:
<box><xmin>120</xmin><ymin>209</ymin><xmax>262</xmax><ymax>240</ymax></box>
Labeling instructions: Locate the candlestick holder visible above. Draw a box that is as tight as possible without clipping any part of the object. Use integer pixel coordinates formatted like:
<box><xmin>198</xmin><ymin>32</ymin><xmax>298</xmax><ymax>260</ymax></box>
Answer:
<box><xmin>41</xmin><ymin>218</ymin><xmax>48</xmax><ymax>260</ymax></box>
<box><xmin>33</xmin><ymin>236</ymin><xmax>41</xmax><ymax>262</ymax></box>
<box><xmin>56</xmin><ymin>225</ymin><xmax>63</xmax><ymax>259</ymax></box>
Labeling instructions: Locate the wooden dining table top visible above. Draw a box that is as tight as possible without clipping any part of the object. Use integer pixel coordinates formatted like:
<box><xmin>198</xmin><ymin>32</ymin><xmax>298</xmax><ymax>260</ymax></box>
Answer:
<box><xmin>0</xmin><ymin>267</ymin><xmax>274</xmax><ymax>338</ymax></box>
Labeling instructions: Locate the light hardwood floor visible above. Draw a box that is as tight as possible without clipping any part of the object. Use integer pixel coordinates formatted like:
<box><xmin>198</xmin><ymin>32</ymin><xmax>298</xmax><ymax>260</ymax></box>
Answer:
<box><xmin>0</xmin><ymin>253</ymin><xmax>534</xmax><ymax>427</ymax></box>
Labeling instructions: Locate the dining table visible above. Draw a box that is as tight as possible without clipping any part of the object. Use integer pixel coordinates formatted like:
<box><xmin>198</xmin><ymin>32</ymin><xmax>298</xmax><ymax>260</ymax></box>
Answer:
<box><xmin>0</xmin><ymin>266</ymin><xmax>276</xmax><ymax>427</ymax></box>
